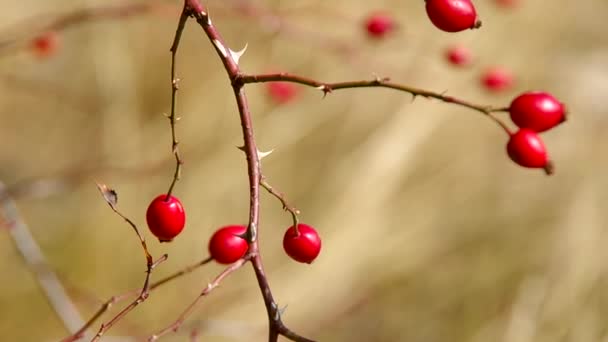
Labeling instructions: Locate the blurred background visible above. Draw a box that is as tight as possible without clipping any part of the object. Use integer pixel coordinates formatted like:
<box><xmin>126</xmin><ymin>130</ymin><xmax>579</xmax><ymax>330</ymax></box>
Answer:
<box><xmin>1</xmin><ymin>0</ymin><xmax>607</xmax><ymax>341</ymax></box>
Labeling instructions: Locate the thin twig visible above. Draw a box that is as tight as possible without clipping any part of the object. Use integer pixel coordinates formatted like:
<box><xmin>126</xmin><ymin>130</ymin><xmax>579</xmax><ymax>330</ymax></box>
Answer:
<box><xmin>238</xmin><ymin>73</ymin><xmax>512</xmax><ymax>134</ymax></box>
<box><xmin>0</xmin><ymin>181</ymin><xmax>87</xmax><ymax>338</ymax></box>
<box><xmin>90</xmin><ymin>255</ymin><xmax>168</xmax><ymax>342</ymax></box>
<box><xmin>260</xmin><ymin>176</ymin><xmax>300</xmax><ymax>230</ymax></box>
<box><xmin>61</xmin><ymin>256</ymin><xmax>213</xmax><ymax>342</ymax></box>
<box><xmin>147</xmin><ymin>257</ymin><xmax>248</xmax><ymax>341</ymax></box>
<box><xmin>0</xmin><ymin>1</ymin><xmax>174</xmax><ymax>57</ymax></box>
<box><xmin>86</xmin><ymin>183</ymin><xmax>166</xmax><ymax>341</ymax></box>
<box><xmin>165</xmin><ymin>5</ymin><xmax>189</xmax><ymax>198</ymax></box>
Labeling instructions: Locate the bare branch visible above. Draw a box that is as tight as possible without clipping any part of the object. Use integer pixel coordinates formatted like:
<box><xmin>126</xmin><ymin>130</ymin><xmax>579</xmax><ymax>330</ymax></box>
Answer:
<box><xmin>61</xmin><ymin>256</ymin><xmax>213</xmax><ymax>342</ymax></box>
<box><xmin>260</xmin><ymin>176</ymin><xmax>300</xmax><ymax>230</ymax></box>
<box><xmin>148</xmin><ymin>257</ymin><xmax>248</xmax><ymax>341</ymax></box>
<box><xmin>0</xmin><ymin>181</ymin><xmax>87</xmax><ymax>338</ymax></box>
<box><xmin>238</xmin><ymin>73</ymin><xmax>512</xmax><ymax>134</ymax></box>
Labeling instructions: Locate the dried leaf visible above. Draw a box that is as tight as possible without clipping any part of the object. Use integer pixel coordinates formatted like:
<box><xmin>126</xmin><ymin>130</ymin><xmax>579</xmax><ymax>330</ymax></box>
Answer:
<box><xmin>95</xmin><ymin>182</ymin><xmax>118</xmax><ymax>207</ymax></box>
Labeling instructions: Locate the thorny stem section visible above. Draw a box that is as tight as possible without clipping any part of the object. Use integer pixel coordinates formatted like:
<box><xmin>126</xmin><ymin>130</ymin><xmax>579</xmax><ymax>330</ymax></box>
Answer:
<box><xmin>147</xmin><ymin>257</ymin><xmax>248</xmax><ymax>341</ymax></box>
<box><xmin>181</xmin><ymin>1</ymin><xmax>315</xmax><ymax>341</ymax></box>
<box><xmin>61</xmin><ymin>256</ymin><xmax>213</xmax><ymax>342</ymax></box>
<box><xmin>238</xmin><ymin>73</ymin><xmax>513</xmax><ymax>134</ymax></box>
<box><xmin>165</xmin><ymin>6</ymin><xmax>189</xmax><ymax>199</ymax></box>
<box><xmin>260</xmin><ymin>177</ymin><xmax>300</xmax><ymax>231</ymax></box>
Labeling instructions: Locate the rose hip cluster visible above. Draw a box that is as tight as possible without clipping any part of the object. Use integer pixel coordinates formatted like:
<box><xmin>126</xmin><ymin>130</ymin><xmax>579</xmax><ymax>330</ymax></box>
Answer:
<box><xmin>505</xmin><ymin>92</ymin><xmax>566</xmax><ymax>173</ymax></box>
<box><xmin>145</xmin><ymin>195</ymin><xmax>321</xmax><ymax>263</ymax></box>
<box><xmin>207</xmin><ymin>223</ymin><xmax>321</xmax><ymax>264</ymax></box>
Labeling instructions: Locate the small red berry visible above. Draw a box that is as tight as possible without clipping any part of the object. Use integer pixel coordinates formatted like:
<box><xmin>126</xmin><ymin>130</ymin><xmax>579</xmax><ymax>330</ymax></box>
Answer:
<box><xmin>495</xmin><ymin>0</ymin><xmax>518</xmax><ymax>8</ymax></box>
<box><xmin>507</xmin><ymin>129</ymin><xmax>552</xmax><ymax>173</ymax></box>
<box><xmin>267</xmin><ymin>82</ymin><xmax>298</xmax><ymax>104</ymax></box>
<box><xmin>425</xmin><ymin>0</ymin><xmax>480</xmax><ymax>33</ymax></box>
<box><xmin>364</xmin><ymin>13</ymin><xmax>395</xmax><ymax>39</ymax></box>
<box><xmin>445</xmin><ymin>45</ymin><xmax>473</xmax><ymax>67</ymax></box>
<box><xmin>481</xmin><ymin>67</ymin><xmax>514</xmax><ymax>92</ymax></box>
<box><xmin>146</xmin><ymin>194</ymin><xmax>186</xmax><ymax>242</ymax></box>
<box><xmin>283</xmin><ymin>224</ymin><xmax>321</xmax><ymax>264</ymax></box>
<box><xmin>208</xmin><ymin>225</ymin><xmax>248</xmax><ymax>264</ymax></box>
<box><xmin>31</xmin><ymin>31</ymin><xmax>60</xmax><ymax>59</ymax></box>
<box><xmin>509</xmin><ymin>91</ymin><xmax>566</xmax><ymax>132</ymax></box>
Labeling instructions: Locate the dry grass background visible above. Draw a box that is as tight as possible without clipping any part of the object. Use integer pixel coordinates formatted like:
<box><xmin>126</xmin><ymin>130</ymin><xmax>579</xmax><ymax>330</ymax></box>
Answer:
<box><xmin>0</xmin><ymin>0</ymin><xmax>607</xmax><ymax>341</ymax></box>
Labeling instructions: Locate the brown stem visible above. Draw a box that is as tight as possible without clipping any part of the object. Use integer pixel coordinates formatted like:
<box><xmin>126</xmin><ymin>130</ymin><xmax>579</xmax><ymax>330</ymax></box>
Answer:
<box><xmin>90</xmin><ymin>255</ymin><xmax>168</xmax><ymax>341</ymax></box>
<box><xmin>260</xmin><ymin>176</ymin><xmax>300</xmax><ymax>230</ymax></box>
<box><xmin>61</xmin><ymin>256</ymin><xmax>213</xmax><ymax>342</ymax></box>
<box><xmin>238</xmin><ymin>73</ymin><xmax>512</xmax><ymax>134</ymax></box>
<box><xmin>185</xmin><ymin>1</ymin><xmax>315</xmax><ymax>341</ymax></box>
<box><xmin>165</xmin><ymin>6</ymin><xmax>189</xmax><ymax>198</ymax></box>
<box><xmin>147</xmin><ymin>257</ymin><xmax>248</xmax><ymax>341</ymax></box>
<box><xmin>87</xmin><ymin>183</ymin><xmax>166</xmax><ymax>341</ymax></box>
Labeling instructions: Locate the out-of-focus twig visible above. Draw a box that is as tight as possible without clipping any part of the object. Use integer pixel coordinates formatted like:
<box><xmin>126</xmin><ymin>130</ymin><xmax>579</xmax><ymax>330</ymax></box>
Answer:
<box><xmin>0</xmin><ymin>181</ymin><xmax>88</xmax><ymax>338</ymax></box>
<box><xmin>0</xmin><ymin>1</ymin><xmax>176</xmax><ymax>57</ymax></box>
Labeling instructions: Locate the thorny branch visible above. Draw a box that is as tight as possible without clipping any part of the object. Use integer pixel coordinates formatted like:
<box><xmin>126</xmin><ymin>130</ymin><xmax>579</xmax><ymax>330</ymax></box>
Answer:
<box><xmin>183</xmin><ymin>0</ymin><xmax>316</xmax><ymax>340</ymax></box>
<box><xmin>165</xmin><ymin>6</ymin><xmax>189</xmax><ymax>198</ymax></box>
<box><xmin>238</xmin><ymin>73</ymin><xmax>512</xmax><ymax>134</ymax></box>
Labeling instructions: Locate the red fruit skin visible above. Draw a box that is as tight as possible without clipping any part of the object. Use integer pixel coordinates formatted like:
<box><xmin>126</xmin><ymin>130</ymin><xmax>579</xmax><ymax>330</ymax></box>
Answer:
<box><xmin>283</xmin><ymin>224</ymin><xmax>321</xmax><ymax>264</ymax></box>
<box><xmin>208</xmin><ymin>225</ymin><xmax>248</xmax><ymax>264</ymax></box>
<box><xmin>506</xmin><ymin>129</ymin><xmax>548</xmax><ymax>169</ymax></box>
<box><xmin>146</xmin><ymin>194</ymin><xmax>186</xmax><ymax>242</ymax></box>
<box><xmin>509</xmin><ymin>92</ymin><xmax>565</xmax><ymax>132</ymax></box>
<box><xmin>267</xmin><ymin>82</ymin><xmax>298</xmax><ymax>104</ymax></box>
<box><xmin>365</xmin><ymin>13</ymin><xmax>395</xmax><ymax>38</ymax></box>
<box><xmin>446</xmin><ymin>45</ymin><xmax>473</xmax><ymax>66</ymax></box>
<box><xmin>31</xmin><ymin>31</ymin><xmax>60</xmax><ymax>59</ymax></box>
<box><xmin>425</xmin><ymin>0</ymin><xmax>479</xmax><ymax>33</ymax></box>
<box><xmin>482</xmin><ymin>67</ymin><xmax>514</xmax><ymax>92</ymax></box>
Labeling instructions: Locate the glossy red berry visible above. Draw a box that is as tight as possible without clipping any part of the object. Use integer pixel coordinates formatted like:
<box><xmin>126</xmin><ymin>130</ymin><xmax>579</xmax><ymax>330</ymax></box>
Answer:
<box><xmin>283</xmin><ymin>224</ymin><xmax>321</xmax><ymax>264</ymax></box>
<box><xmin>446</xmin><ymin>45</ymin><xmax>473</xmax><ymax>66</ymax></box>
<box><xmin>208</xmin><ymin>225</ymin><xmax>248</xmax><ymax>264</ymax></box>
<box><xmin>509</xmin><ymin>92</ymin><xmax>566</xmax><ymax>132</ymax></box>
<box><xmin>146</xmin><ymin>194</ymin><xmax>186</xmax><ymax>242</ymax></box>
<box><xmin>365</xmin><ymin>13</ymin><xmax>395</xmax><ymax>39</ymax></box>
<box><xmin>267</xmin><ymin>82</ymin><xmax>298</xmax><ymax>104</ymax></box>
<box><xmin>425</xmin><ymin>0</ymin><xmax>480</xmax><ymax>33</ymax></box>
<box><xmin>481</xmin><ymin>67</ymin><xmax>514</xmax><ymax>92</ymax></box>
<box><xmin>507</xmin><ymin>129</ymin><xmax>552</xmax><ymax>173</ymax></box>
<box><xmin>31</xmin><ymin>31</ymin><xmax>60</xmax><ymax>59</ymax></box>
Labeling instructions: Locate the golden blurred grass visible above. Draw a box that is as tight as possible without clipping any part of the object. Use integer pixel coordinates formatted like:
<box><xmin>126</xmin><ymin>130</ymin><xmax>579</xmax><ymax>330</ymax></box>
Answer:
<box><xmin>1</xmin><ymin>0</ymin><xmax>607</xmax><ymax>341</ymax></box>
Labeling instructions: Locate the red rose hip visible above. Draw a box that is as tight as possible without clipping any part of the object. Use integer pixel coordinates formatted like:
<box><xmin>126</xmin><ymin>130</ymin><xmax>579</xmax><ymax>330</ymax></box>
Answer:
<box><xmin>283</xmin><ymin>224</ymin><xmax>321</xmax><ymax>264</ymax></box>
<box><xmin>365</xmin><ymin>13</ymin><xmax>395</xmax><ymax>39</ymax></box>
<box><xmin>481</xmin><ymin>66</ymin><xmax>514</xmax><ymax>92</ymax></box>
<box><xmin>425</xmin><ymin>0</ymin><xmax>480</xmax><ymax>33</ymax></box>
<box><xmin>208</xmin><ymin>225</ymin><xmax>248</xmax><ymax>264</ymax></box>
<box><xmin>507</xmin><ymin>129</ymin><xmax>553</xmax><ymax>174</ymax></box>
<box><xmin>146</xmin><ymin>194</ymin><xmax>186</xmax><ymax>242</ymax></box>
<box><xmin>267</xmin><ymin>81</ymin><xmax>298</xmax><ymax>104</ymax></box>
<box><xmin>446</xmin><ymin>45</ymin><xmax>473</xmax><ymax>66</ymax></box>
<box><xmin>509</xmin><ymin>91</ymin><xmax>566</xmax><ymax>132</ymax></box>
<box><xmin>31</xmin><ymin>31</ymin><xmax>60</xmax><ymax>59</ymax></box>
